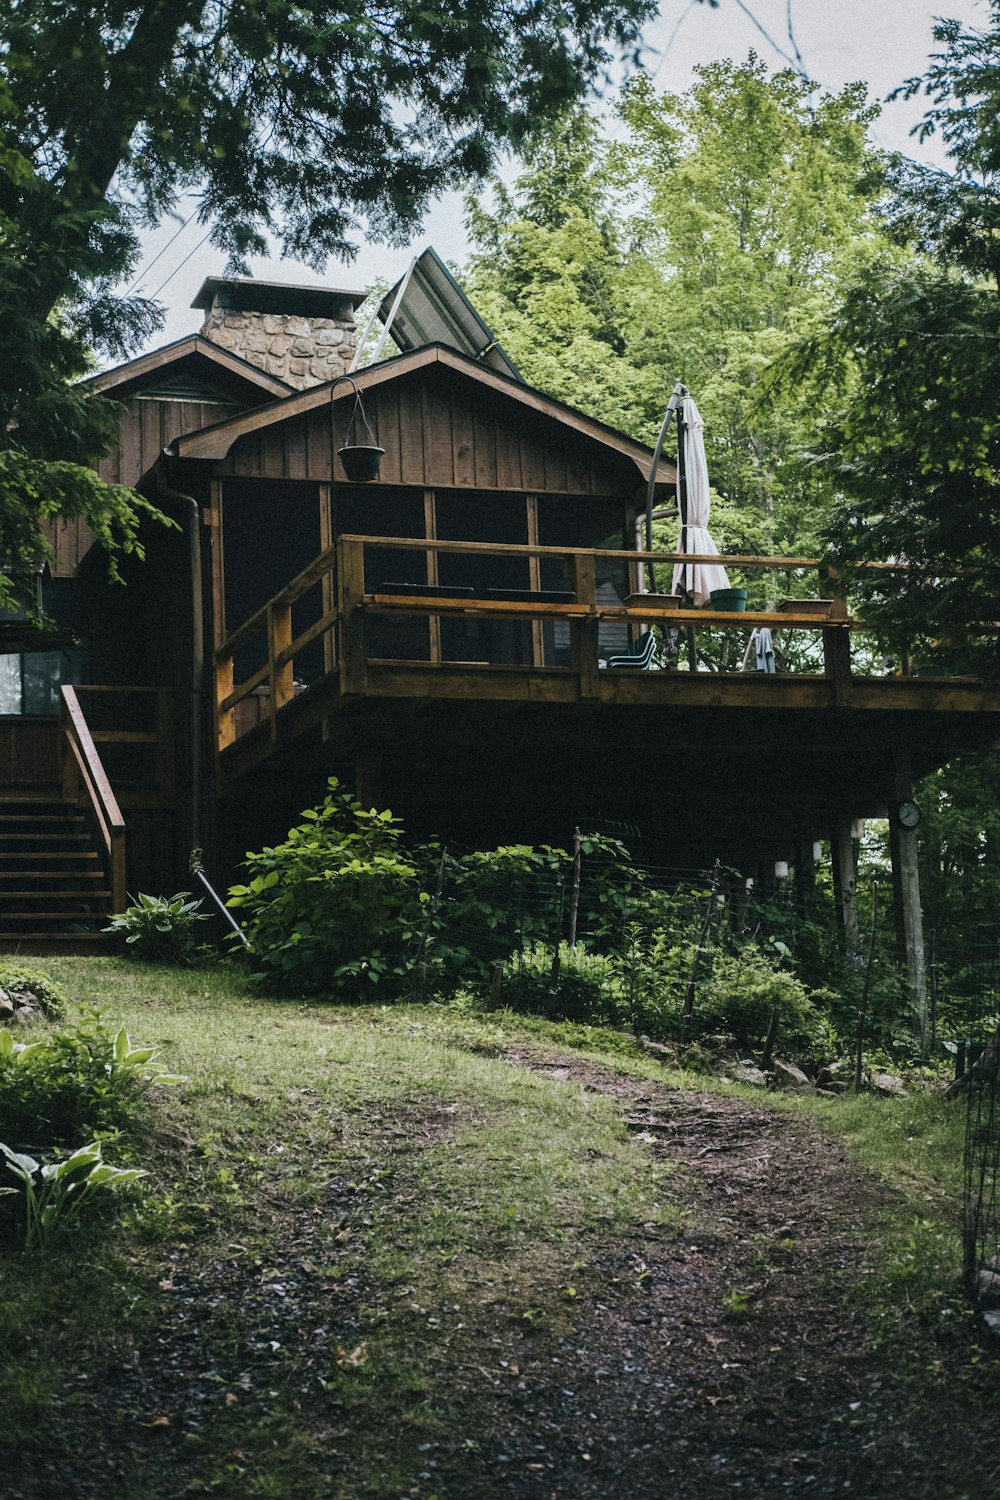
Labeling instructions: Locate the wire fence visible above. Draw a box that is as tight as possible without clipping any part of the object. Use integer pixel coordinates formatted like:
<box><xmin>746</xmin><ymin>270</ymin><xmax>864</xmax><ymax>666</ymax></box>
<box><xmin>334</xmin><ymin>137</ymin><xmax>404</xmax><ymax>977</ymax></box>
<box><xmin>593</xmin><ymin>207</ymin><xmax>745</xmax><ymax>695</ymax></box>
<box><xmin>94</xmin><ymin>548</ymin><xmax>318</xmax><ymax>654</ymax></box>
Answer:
<box><xmin>409</xmin><ymin>834</ymin><xmax>1000</xmax><ymax>1308</ymax></box>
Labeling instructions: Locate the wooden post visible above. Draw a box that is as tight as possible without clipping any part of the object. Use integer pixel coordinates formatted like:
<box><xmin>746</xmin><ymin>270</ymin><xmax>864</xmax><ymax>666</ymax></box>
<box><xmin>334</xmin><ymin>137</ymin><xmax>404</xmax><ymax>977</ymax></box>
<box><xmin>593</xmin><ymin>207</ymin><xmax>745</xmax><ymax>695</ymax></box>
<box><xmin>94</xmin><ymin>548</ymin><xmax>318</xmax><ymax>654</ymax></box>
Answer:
<box><xmin>59</xmin><ymin>693</ymin><xmax>78</xmax><ymax>803</ymax></box>
<box><xmin>267</xmin><ymin>601</ymin><xmax>294</xmax><ymax>740</ymax></box>
<box><xmin>569</xmin><ymin>552</ymin><xmax>600</xmax><ymax>699</ymax></box>
<box><xmin>831</xmin><ymin>818</ymin><xmax>860</xmax><ymax>953</ymax></box>
<box><xmin>336</xmin><ymin>536</ymin><xmax>368</xmax><ymax>695</ymax></box>
<box><xmin>319</xmin><ymin>480</ymin><xmax>336</xmax><ymax>674</ymax></box>
<box><xmin>354</xmin><ymin>751</ymin><xmax>383</xmax><ymax>811</ymax></box>
<box><xmin>888</xmin><ymin>753</ymin><xmax>928</xmax><ymax>1045</ymax></box>
<box><xmin>214</xmin><ymin>653</ymin><xmax>236</xmax><ymax>751</ymax></box>
<box><xmin>110</xmin><ymin>828</ymin><xmax>127</xmax><ymax>914</ymax></box>
<box><xmin>823</xmin><ymin>624</ymin><xmax>853</xmax><ymax>707</ymax></box>
<box><xmin>424</xmin><ymin>489</ymin><xmax>442</xmax><ymax>664</ymax></box>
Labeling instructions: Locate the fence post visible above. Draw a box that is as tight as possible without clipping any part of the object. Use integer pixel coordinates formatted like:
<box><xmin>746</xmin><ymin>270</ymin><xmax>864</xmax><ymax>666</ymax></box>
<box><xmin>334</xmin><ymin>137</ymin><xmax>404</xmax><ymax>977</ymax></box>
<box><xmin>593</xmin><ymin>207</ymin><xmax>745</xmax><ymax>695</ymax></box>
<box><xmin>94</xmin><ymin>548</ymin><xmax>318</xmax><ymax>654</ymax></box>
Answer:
<box><xmin>568</xmin><ymin>827</ymin><xmax>582</xmax><ymax>950</ymax></box>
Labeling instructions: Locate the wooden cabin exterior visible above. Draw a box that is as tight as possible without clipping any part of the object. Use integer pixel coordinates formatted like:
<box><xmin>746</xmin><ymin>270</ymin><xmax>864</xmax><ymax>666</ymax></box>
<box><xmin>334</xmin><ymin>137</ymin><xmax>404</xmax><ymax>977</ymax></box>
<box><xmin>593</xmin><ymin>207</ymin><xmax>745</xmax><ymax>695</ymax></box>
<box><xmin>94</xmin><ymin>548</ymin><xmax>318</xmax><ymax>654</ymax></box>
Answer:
<box><xmin>2</xmin><ymin>278</ymin><xmax>1000</xmax><ymax>987</ymax></box>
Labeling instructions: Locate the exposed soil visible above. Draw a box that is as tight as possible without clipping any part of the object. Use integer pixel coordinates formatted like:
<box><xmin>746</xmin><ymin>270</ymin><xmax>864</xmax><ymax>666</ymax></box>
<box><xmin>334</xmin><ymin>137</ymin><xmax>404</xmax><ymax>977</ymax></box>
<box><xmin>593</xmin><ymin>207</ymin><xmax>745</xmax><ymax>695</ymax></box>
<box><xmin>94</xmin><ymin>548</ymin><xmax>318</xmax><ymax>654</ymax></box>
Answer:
<box><xmin>6</xmin><ymin>1047</ymin><xmax>1000</xmax><ymax>1500</ymax></box>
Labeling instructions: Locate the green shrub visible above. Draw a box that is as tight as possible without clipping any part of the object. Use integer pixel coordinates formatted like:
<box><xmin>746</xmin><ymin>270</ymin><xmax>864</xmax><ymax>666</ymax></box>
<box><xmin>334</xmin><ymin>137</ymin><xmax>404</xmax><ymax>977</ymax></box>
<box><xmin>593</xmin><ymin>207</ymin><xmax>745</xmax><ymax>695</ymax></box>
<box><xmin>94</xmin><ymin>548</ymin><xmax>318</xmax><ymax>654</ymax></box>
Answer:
<box><xmin>228</xmin><ymin>779</ymin><xmax>426</xmax><ymax>998</ymax></box>
<box><xmin>0</xmin><ymin>1012</ymin><xmax>183</xmax><ymax>1149</ymax></box>
<box><xmin>614</xmin><ymin>924</ymin><xmax>692</xmax><ymax>1037</ymax></box>
<box><xmin>0</xmin><ymin>964</ymin><xmax>65</xmax><ymax>1019</ymax></box>
<box><xmin>499</xmin><ymin>942</ymin><xmax>622</xmax><ymax>1025</ymax></box>
<box><xmin>697</xmin><ymin>946</ymin><xmax>830</xmax><ymax>1055</ymax></box>
<box><xmin>104</xmin><ymin>892</ymin><xmax>210</xmax><ymax>963</ymax></box>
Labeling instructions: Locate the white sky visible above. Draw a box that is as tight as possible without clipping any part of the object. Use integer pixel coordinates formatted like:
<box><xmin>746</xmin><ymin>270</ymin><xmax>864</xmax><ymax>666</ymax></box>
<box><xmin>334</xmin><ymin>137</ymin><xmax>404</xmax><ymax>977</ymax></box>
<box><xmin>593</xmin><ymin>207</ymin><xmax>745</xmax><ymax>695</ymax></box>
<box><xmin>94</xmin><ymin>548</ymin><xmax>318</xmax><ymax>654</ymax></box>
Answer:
<box><xmin>131</xmin><ymin>0</ymin><xmax>988</xmax><ymax>350</ymax></box>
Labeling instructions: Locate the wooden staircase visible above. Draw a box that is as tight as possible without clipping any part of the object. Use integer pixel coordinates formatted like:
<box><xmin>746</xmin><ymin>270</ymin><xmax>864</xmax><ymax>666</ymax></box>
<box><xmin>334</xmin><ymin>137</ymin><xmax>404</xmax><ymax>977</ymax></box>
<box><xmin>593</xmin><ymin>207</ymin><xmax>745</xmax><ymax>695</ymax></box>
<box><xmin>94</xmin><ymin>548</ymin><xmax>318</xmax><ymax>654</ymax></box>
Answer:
<box><xmin>0</xmin><ymin>797</ymin><xmax>114</xmax><ymax>953</ymax></box>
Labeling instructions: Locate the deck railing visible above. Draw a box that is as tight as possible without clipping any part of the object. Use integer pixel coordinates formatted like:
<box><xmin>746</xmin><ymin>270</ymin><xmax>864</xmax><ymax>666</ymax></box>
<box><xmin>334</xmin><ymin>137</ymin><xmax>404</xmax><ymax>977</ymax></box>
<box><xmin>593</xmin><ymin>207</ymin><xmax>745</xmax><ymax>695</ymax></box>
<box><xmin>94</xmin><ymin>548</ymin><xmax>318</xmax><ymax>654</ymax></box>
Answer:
<box><xmin>213</xmin><ymin>535</ymin><xmax>867</xmax><ymax>752</ymax></box>
<box><xmin>60</xmin><ymin>687</ymin><xmax>127</xmax><ymax>913</ymax></box>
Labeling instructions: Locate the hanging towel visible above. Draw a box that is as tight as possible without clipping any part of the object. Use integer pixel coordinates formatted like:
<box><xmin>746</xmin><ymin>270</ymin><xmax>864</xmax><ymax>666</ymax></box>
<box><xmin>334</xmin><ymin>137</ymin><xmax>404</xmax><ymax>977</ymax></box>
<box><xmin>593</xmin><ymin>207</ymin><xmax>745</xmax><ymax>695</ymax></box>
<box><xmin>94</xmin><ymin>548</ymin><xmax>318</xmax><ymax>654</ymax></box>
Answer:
<box><xmin>755</xmin><ymin>626</ymin><xmax>776</xmax><ymax>674</ymax></box>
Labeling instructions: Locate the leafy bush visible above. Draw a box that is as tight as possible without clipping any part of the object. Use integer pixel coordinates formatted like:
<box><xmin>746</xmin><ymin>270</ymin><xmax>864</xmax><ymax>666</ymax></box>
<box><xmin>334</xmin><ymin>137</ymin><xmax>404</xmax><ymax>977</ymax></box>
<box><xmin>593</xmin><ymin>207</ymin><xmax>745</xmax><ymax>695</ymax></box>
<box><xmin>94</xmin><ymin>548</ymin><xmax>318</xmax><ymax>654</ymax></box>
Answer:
<box><xmin>0</xmin><ymin>964</ymin><xmax>65</xmax><ymax>1019</ymax></box>
<box><xmin>228</xmin><ymin>779</ymin><xmax>426</xmax><ymax>998</ymax></box>
<box><xmin>428</xmin><ymin>843</ymin><xmax>569</xmax><ymax>984</ymax></box>
<box><xmin>0</xmin><ymin>1013</ymin><xmax>184</xmax><ymax>1149</ymax></box>
<box><xmin>697</xmin><ymin>946</ymin><xmax>830</xmax><ymax>1055</ymax></box>
<box><xmin>104</xmin><ymin>891</ymin><xmax>210</xmax><ymax>963</ymax></box>
<box><xmin>614</xmin><ymin>924</ymin><xmax>692</xmax><ymax>1037</ymax></box>
<box><xmin>1</xmin><ymin>1140</ymin><xmax>146</xmax><ymax>1254</ymax></box>
<box><xmin>499</xmin><ymin>942</ymin><xmax>622</xmax><ymax>1025</ymax></box>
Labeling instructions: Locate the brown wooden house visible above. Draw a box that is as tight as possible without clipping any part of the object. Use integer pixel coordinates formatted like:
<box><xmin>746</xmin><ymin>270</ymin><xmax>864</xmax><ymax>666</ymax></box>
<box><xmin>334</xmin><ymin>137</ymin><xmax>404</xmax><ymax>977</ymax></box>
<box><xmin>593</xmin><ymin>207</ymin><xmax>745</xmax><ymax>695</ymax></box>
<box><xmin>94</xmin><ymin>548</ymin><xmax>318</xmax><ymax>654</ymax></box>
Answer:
<box><xmin>3</xmin><ymin>275</ymin><xmax>1000</xmax><ymax>1003</ymax></box>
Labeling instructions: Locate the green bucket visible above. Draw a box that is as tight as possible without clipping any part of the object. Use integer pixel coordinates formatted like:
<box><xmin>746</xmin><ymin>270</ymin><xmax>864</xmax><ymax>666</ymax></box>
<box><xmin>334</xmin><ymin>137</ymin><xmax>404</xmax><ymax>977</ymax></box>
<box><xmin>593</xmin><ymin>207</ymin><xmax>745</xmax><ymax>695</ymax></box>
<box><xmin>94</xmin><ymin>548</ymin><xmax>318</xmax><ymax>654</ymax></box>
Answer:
<box><xmin>710</xmin><ymin>587</ymin><xmax>748</xmax><ymax>612</ymax></box>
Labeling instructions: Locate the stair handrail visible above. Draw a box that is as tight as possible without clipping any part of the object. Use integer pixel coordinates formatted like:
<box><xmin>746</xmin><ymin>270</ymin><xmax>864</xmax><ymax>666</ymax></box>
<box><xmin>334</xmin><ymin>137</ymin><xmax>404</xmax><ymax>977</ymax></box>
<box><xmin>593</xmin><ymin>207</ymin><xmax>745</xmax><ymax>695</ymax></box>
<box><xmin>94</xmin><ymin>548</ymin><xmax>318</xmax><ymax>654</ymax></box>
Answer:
<box><xmin>59</xmin><ymin>686</ymin><xmax>126</xmax><ymax>912</ymax></box>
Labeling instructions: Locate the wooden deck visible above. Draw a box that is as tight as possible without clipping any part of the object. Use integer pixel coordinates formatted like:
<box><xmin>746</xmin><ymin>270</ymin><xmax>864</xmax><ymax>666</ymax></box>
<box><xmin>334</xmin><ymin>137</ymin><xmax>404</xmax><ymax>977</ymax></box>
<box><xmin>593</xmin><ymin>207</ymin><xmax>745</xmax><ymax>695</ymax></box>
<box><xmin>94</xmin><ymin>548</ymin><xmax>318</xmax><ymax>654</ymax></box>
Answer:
<box><xmin>209</xmin><ymin>537</ymin><xmax>1000</xmax><ymax>858</ymax></box>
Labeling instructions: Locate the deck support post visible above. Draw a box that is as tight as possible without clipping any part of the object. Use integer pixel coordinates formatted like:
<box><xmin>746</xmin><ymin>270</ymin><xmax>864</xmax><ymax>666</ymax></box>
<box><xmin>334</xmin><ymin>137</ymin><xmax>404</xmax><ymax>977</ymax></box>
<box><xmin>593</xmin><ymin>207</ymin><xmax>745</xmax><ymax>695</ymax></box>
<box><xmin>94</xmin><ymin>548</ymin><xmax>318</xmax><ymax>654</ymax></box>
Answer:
<box><xmin>889</xmin><ymin>753</ymin><xmax>928</xmax><ymax>1046</ymax></box>
<box><xmin>569</xmin><ymin>553</ymin><xmax>600</xmax><ymax>700</ymax></box>
<box><xmin>267</xmin><ymin>602</ymin><xmax>294</xmax><ymax>741</ymax></box>
<box><xmin>831</xmin><ymin>818</ymin><xmax>860</xmax><ymax>954</ymax></box>
<box><xmin>337</xmin><ymin>537</ymin><xmax>368</xmax><ymax>696</ymax></box>
<box><xmin>354</xmin><ymin>751</ymin><xmax>383</xmax><ymax>812</ymax></box>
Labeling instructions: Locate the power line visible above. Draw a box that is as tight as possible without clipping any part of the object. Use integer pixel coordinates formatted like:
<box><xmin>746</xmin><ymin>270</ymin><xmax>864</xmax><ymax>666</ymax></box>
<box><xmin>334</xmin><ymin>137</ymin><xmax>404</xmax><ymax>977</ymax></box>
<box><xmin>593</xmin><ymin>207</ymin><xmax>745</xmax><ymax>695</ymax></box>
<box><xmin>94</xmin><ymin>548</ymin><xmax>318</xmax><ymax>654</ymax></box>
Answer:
<box><xmin>147</xmin><ymin>225</ymin><xmax>215</xmax><ymax>301</ymax></box>
<box><xmin>124</xmin><ymin>198</ymin><xmax>202</xmax><ymax>297</ymax></box>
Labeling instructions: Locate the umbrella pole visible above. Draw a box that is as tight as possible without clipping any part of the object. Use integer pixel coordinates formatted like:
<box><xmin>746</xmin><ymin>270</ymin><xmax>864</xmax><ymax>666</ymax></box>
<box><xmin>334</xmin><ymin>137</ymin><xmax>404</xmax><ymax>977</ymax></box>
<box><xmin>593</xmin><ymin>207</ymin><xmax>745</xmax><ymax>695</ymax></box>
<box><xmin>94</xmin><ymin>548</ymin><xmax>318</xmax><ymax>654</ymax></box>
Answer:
<box><xmin>644</xmin><ymin>381</ymin><xmax>685</xmax><ymax>594</ymax></box>
<box><xmin>677</xmin><ymin>394</ymin><xmax>698</xmax><ymax>672</ymax></box>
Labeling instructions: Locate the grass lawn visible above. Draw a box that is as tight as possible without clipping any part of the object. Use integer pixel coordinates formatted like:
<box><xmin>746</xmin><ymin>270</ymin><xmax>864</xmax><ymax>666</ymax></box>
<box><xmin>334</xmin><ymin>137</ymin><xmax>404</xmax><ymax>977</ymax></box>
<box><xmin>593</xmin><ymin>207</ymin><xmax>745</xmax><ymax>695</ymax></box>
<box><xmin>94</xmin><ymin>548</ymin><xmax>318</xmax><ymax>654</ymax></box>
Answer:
<box><xmin>0</xmin><ymin>958</ymin><xmax>992</xmax><ymax>1500</ymax></box>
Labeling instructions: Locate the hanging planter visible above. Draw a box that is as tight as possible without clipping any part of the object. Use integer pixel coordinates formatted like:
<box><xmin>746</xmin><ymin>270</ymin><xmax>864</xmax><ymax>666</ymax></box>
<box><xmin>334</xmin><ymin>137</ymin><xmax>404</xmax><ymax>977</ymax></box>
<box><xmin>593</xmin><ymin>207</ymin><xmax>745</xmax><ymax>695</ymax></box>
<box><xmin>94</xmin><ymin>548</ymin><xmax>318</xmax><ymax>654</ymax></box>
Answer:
<box><xmin>338</xmin><ymin>443</ymin><xmax>385</xmax><ymax>483</ymax></box>
<box><xmin>333</xmin><ymin>376</ymin><xmax>384</xmax><ymax>483</ymax></box>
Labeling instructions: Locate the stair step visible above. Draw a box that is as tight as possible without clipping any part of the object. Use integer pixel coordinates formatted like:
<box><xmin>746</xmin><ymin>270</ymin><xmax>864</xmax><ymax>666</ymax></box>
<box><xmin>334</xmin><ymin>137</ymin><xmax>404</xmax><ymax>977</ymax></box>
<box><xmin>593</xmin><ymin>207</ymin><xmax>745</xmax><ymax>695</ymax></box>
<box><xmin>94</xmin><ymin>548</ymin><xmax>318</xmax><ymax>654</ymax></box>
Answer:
<box><xmin>0</xmin><ymin>889</ymin><xmax>112</xmax><ymax>899</ymax></box>
<box><xmin>0</xmin><ymin>872</ymin><xmax>107</xmax><ymax>881</ymax></box>
<box><xmin>0</xmin><ymin>815</ymin><xmax>85</xmax><ymax>824</ymax></box>
<box><xmin>0</xmin><ymin>833</ymin><xmax>92</xmax><ymax>842</ymax></box>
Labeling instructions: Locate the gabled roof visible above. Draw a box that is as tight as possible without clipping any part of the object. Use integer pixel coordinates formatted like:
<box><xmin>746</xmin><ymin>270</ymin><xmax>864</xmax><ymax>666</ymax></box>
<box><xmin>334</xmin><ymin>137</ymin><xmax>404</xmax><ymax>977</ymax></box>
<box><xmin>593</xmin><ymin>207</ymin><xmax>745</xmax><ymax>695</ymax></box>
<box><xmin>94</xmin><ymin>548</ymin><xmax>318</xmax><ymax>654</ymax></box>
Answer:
<box><xmin>166</xmin><ymin>342</ymin><xmax>676</xmax><ymax>484</ymax></box>
<box><xmin>81</xmin><ymin>334</ymin><xmax>294</xmax><ymax>404</ymax></box>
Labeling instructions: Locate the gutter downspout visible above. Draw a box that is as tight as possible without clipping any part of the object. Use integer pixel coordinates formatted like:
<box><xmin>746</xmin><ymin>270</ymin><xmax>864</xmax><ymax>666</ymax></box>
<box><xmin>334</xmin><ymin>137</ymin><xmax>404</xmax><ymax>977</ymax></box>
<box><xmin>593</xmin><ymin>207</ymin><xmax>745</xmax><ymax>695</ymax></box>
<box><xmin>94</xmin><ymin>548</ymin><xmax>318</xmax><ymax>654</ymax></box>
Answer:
<box><xmin>155</xmin><ymin>459</ymin><xmax>205</xmax><ymax>857</ymax></box>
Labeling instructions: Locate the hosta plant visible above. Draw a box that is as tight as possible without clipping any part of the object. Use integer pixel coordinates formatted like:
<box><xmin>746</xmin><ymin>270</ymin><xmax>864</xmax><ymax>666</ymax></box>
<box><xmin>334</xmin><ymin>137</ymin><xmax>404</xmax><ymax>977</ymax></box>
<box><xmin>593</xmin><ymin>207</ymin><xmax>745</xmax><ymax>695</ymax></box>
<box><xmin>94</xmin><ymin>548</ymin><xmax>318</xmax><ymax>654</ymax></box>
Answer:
<box><xmin>0</xmin><ymin>1140</ymin><xmax>146</xmax><ymax>1253</ymax></box>
<box><xmin>104</xmin><ymin>892</ymin><xmax>210</xmax><ymax>963</ymax></box>
<box><xmin>0</xmin><ymin>1015</ymin><xmax>184</xmax><ymax>1148</ymax></box>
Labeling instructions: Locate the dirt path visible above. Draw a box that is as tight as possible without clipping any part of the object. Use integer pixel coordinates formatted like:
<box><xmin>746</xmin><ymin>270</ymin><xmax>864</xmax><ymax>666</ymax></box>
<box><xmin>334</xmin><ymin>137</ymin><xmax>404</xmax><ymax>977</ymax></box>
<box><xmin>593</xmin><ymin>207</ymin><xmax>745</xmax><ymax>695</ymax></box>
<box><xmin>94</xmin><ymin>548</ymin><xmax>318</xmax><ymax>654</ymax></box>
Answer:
<box><xmin>9</xmin><ymin>1046</ymin><xmax>999</xmax><ymax>1500</ymax></box>
<box><xmin>441</xmin><ymin>1046</ymin><xmax>998</xmax><ymax>1500</ymax></box>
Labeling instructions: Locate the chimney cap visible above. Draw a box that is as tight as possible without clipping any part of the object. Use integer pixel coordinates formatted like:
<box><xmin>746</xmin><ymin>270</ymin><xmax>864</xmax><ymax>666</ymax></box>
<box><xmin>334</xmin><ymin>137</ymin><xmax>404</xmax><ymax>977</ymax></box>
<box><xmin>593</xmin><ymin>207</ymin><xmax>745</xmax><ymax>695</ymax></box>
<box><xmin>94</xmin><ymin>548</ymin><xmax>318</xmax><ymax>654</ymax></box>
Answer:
<box><xmin>192</xmin><ymin>275</ymin><xmax>367</xmax><ymax>317</ymax></box>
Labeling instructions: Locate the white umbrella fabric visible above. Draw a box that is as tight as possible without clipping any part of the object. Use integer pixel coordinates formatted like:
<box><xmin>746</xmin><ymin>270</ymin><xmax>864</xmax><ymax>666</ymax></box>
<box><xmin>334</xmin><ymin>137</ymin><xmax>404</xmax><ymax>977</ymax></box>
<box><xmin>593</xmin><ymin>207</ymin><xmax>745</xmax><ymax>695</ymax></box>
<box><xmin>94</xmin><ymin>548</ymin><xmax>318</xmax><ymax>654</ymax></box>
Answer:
<box><xmin>671</xmin><ymin>396</ymin><xmax>730</xmax><ymax>606</ymax></box>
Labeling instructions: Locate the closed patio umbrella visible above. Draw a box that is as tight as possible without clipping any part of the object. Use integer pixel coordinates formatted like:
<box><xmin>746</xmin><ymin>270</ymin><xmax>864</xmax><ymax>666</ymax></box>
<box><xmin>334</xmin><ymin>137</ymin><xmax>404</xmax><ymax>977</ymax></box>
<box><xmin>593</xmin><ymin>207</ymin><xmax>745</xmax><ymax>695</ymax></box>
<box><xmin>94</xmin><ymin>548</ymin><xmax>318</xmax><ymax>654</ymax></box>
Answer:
<box><xmin>671</xmin><ymin>396</ymin><xmax>730</xmax><ymax>606</ymax></box>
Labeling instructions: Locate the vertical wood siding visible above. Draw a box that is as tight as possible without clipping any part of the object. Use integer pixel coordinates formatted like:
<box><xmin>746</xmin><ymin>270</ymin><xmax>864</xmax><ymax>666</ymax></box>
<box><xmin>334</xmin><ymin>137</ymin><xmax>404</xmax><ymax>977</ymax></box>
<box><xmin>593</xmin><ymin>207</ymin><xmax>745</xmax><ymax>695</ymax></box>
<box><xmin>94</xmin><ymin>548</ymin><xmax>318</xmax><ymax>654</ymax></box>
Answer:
<box><xmin>43</xmin><ymin>398</ymin><xmax>244</xmax><ymax>577</ymax></box>
<box><xmin>217</xmin><ymin>367</ymin><xmax>636</xmax><ymax>496</ymax></box>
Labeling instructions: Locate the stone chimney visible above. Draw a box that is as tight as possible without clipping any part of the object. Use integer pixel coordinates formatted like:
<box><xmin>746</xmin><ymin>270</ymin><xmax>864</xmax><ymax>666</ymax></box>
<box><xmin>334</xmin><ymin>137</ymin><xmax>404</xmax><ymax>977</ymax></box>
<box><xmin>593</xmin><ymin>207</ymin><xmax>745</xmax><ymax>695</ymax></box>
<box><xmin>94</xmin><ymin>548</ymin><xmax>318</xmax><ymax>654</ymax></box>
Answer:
<box><xmin>192</xmin><ymin>276</ymin><xmax>367</xmax><ymax>391</ymax></box>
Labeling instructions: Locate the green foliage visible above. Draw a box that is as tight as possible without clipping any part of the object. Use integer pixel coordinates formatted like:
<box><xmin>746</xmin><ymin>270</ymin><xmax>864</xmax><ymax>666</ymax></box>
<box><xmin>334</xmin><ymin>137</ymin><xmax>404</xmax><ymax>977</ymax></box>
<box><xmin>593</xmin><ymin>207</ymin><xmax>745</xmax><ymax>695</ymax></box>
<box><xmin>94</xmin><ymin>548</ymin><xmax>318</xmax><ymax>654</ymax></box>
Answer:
<box><xmin>0</xmin><ymin>451</ymin><xmax>170</xmax><ymax>617</ymax></box>
<box><xmin>785</xmin><ymin>265</ymin><xmax>1000</xmax><ymax>677</ymax></box>
<box><xmin>500</xmin><ymin>942</ymin><xmax>621</xmax><ymax>1025</ymax></box>
<box><xmin>615</xmin><ymin>922</ymin><xmax>692</xmax><ymax>1038</ymax></box>
<box><xmin>429</xmin><ymin>843</ymin><xmax>570</xmax><ymax>985</ymax></box>
<box><xmin>0</xmin><ymin>1013</ymin><xmax>183</xmax><ymax>1149</ymax></box>
<box><xmin>0</xmin><ymin>0</ymin><xmax>658</xmax><ymax>591</ymax></box>
<box><xmin>0</xmin><ymin>1140</ymin><xmax>145</xmax><ymax>1254</ymax></box>
<box><xmin>104</xmin><ymin>891</ymin><xmax>211</xmax><ymax>965</ymax></box>
<box><xmin>0</xmin><ymin>964</ymin><xmax>64</xmax><ymax>1018</ymax></box>
<box><xmin>228</xmin><ymin>779</ymin><xmax>425</xmax><ymax>998</ymax></box>
<box><xmin>698</xmin><ymin>946</ymin><xmax>829</xmax><ymax>1056</ymax></box>
<box><xmin>464</xmin><ymin>56</ymin><xmax>891</xmax><ymax>574</ymax></box>
<box><xmin>785</xmin><ymin>11</ymin><xmax>1000</xmax><ymax>678</ymax></box>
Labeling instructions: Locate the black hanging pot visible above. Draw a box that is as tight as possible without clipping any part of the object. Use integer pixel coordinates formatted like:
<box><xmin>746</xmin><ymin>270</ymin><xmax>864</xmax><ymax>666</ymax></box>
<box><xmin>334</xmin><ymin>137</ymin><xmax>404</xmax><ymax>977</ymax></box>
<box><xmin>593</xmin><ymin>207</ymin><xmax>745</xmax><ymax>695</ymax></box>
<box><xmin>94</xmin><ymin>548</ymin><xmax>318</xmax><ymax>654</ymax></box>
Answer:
<box><xmin>338</xmin><ymin>444</ymin><xmax>384</xmax><ymax>483</ymax></box>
